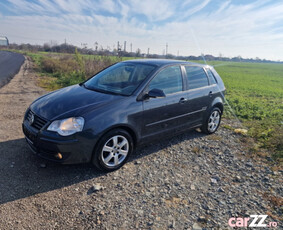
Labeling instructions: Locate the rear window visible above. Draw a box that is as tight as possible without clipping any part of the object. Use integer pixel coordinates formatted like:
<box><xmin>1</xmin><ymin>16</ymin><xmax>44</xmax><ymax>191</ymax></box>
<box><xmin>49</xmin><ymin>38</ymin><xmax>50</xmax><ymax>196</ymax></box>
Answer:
<box><xmin>185</xmin><ymin>66</ymin><xmax>209</xmax><ymax>89</ymax></box>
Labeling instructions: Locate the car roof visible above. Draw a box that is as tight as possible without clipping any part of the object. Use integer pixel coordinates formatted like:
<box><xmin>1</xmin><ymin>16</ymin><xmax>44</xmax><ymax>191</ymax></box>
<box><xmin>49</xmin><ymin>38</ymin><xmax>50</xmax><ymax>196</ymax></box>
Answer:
<box><xmin>122</xmin><ymin>59</ymin><xmax>209</xmax><ymax>67</ymax></box>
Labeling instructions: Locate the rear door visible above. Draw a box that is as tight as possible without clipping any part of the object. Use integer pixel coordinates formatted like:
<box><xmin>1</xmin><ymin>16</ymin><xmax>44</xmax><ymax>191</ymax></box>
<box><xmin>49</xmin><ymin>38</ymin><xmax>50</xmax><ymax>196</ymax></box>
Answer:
<box><xmin>183</xmin><ymin>65</ymin><xmax>213</xmax><ymax>124</ymax></box>
<box><xmin>141</xmin><ymin>65</ymin><xmax>189</xmax><ymax>138</ymax></box>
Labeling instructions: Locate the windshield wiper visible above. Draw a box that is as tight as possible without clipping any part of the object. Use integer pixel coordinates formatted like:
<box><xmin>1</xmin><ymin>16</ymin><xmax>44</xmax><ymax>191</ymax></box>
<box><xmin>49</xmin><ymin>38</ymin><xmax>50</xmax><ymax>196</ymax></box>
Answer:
<box><xmin>83</xmin><ymin>83</ymin><xmax>129</xmax><ymax>96</ymax></box>
<box><xmin>83</xmin><ymin>84</ymin><xmax>120</xmax><ymax>95</ymax></box>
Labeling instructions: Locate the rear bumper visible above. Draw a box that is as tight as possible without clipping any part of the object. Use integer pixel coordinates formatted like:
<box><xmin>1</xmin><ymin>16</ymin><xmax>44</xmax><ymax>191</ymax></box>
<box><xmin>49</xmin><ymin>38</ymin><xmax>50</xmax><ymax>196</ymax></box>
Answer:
<box><xmin>22</xmin><ymin>121</ymin><xmax>95</xmax><ymax>164</ymax></box>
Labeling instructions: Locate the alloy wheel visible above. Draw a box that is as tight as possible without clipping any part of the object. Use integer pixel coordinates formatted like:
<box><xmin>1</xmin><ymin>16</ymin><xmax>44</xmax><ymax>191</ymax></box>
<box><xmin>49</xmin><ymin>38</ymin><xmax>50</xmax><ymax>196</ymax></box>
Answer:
<box><xmin>207</xmin><ymin>110</ymin><xmax>220</xmax><ymax>133</ymax></box>
<box><xmin>101</xmin><ymin>135</ymin><xmax>129</xmax><ymax>167</ymax></box>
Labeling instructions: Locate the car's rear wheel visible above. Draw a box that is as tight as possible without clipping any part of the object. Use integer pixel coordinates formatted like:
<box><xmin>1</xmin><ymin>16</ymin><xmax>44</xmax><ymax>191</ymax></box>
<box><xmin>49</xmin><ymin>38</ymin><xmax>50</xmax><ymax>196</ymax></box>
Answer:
<box><xmin>201</xmin><ymin>107</ymin><xmax>222</xmax><ymax>134</ymax></box>
<box><xmin>92</xmin><ymin>129</ymin><xmax>133</xmax><ymax>172</ymax></box>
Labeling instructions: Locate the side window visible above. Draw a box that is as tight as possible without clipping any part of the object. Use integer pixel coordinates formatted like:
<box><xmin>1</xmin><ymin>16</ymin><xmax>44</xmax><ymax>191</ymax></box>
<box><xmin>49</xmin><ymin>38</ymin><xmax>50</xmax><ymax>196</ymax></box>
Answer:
<box><xmin>148</xmin><ymin>66</ymin><xmax>183</xmax><ymax>95</ymax></box>
<box><xmin>185</xmin><ymin>66</ymin><xmax>209</xmax><ymax>90</ymax></box>
<box><xmin>206</xmin><ymin>68</ymin><xmax>217</xmax><ymax>85</ymax></box>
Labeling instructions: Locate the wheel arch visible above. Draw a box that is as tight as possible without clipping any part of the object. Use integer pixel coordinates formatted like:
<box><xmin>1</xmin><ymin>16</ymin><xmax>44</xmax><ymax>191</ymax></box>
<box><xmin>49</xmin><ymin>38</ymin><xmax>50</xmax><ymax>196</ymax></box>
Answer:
<box><xmin>91</xmin><ymin>124</ymin><xmax>137</xmax><ymax>171</ymax></box>
<box><xmin>211</xmin><ymin>97</ymin><xmax>224</xmax><ymax>113</ymax></box>
<box><xmin>93</xmin><ymin>124</ymin><xmax>138</xmax><ymax>153</ymax></box>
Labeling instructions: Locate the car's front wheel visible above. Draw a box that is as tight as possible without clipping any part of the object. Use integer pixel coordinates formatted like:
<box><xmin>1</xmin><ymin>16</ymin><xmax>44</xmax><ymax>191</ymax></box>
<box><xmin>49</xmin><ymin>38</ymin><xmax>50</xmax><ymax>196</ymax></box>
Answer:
<box><xmin>92</xmin><ymin>129</ymin><xmax>133</xmax><ymax>172</ymax></box>
<box><xmin>201</xmin><ymin>107</ymin><xmax>222</xmax><ymax>134</ymax></box>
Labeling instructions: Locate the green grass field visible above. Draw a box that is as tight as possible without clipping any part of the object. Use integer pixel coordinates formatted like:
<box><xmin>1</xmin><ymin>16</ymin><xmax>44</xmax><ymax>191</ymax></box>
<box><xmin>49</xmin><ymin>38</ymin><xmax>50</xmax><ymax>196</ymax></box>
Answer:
<box><xmin>23</xmin><ymin>51</ymin><xmax>283</xmax><ymax>160</ymax></box>
<box><xmin>213</xmin><ymin>62</ymin><xmax>283</xmax><ymax>120</ymax></box>
<box><xmin>212</xmin><ymin>61</ymin><xmax>283</xmax><ymax>159</ymax></box>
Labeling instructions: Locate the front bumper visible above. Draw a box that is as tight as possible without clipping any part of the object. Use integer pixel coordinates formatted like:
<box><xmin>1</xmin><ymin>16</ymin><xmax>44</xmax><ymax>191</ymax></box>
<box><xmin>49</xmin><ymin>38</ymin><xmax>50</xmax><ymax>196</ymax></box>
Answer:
<box><xmin>22</xmin><ymin>120</ymin><xmax>94</xmax><ymax>164</ymax></box>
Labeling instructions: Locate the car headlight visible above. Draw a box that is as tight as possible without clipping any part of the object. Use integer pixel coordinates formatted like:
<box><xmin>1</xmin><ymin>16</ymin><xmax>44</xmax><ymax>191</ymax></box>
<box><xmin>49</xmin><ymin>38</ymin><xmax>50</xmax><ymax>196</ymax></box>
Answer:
<box><xmin>47</xmin><ymin>117</ymin><xmax>84</xmax><ymax>136</ymax></box>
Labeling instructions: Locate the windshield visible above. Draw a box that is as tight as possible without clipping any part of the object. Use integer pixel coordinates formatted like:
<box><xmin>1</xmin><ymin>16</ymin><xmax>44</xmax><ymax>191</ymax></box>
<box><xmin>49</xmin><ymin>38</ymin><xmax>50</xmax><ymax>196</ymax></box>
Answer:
<box><xmin>84</xmin><ymin>62</ymin><xmax>156</xmax><ymax>96</ymax></box>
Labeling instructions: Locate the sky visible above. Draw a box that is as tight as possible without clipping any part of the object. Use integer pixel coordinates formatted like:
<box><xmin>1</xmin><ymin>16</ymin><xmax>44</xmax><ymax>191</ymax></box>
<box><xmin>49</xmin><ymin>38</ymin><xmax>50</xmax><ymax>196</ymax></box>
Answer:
<box><xmin>0</xmin><ymin>0</ymin><xmax>283</xmax><ymax>61</ymax></box>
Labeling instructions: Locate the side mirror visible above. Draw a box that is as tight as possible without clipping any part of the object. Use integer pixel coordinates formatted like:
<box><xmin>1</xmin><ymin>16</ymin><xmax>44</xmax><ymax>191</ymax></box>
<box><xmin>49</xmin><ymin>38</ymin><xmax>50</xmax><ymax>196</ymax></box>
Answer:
<box><xmin>147</xmin><ymin>88</ymin><xmax>166</xmax><ymax>98</ymax></box>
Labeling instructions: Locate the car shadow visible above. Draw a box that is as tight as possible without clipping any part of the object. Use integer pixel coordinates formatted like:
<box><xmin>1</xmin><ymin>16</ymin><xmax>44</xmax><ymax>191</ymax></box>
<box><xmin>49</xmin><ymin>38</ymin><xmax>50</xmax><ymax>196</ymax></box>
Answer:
<box><xmin>0</xmin><ymin>130</ymin><xmax>204</xmax><ymax>205</ymax></box>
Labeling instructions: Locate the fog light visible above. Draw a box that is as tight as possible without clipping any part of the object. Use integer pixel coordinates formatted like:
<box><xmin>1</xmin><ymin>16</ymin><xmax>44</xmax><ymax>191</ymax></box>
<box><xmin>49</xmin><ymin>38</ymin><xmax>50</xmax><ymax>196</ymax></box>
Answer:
<box><xmin>55</xmin><ymin>152</ymin><xmax>63</xmax><ymax>159</ymax></box>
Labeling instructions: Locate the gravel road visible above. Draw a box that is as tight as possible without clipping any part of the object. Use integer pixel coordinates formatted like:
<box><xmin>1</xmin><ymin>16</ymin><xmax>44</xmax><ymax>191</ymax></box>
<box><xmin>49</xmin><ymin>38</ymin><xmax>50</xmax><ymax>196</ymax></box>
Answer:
<box><xmin>0</xmin><ymin>57</ymin><xmax>282</xmax><ymax>229</ymax></box>
<box><xmin>0</xmin><ymin>51</ymin><xmax>25</xmax><ymax>88</ymax></box>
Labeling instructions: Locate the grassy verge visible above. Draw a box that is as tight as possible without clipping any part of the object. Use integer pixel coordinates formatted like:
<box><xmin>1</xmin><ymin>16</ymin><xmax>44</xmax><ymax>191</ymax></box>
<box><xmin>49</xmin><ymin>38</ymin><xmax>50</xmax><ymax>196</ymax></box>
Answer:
<box><xmin>26</xmin><ymin>50</ymin><xmax>124</xmax><ymax>90</ymax></box>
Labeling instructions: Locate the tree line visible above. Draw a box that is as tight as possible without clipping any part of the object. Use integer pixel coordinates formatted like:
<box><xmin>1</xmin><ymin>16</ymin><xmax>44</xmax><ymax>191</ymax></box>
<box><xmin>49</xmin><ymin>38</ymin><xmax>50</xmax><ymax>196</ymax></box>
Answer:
<box><xmin>1</xmin><ymin>42</ymin><xmax>281</xmax><ymax>64</ymax></box>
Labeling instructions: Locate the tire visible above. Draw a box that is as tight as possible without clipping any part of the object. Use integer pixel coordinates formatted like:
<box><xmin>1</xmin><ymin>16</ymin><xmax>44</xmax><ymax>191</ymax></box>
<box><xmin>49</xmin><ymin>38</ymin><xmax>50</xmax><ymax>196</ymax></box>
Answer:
<box><xmin>92</xmin><ymin>129</ymin><xmax>134</xmax><ymax>172</ymax></box>
<box><xmin>201</xmin><ymin>107</ymin><xmax>222</xmax><ymax>134</ymax></box>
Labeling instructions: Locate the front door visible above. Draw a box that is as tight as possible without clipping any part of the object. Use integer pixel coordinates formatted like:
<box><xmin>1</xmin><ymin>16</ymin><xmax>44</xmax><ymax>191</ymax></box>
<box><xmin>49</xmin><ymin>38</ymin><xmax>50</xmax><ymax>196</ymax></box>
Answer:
<box><xmin>141</xmin><ymin>65</ymin><xmax>189</xmax><ymax>138</ymax></box>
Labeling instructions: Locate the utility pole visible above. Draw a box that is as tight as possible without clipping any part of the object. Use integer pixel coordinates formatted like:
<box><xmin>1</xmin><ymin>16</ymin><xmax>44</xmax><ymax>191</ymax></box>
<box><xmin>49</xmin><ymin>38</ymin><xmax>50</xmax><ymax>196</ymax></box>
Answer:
<box><xmin>130</xmin><ymin>43</ymin><xmax>132</xmax><ymax>52</ymax></box>
<box><xmin>166</xmin><ymin>43</ymin><xmax>168</xmax><ymax>55</ymax></box>
<box><xmin>124</xmin><ymin>41</ymin><xmax>126</xmax><ymax>52</ymax></box>
<box><xmin>117</xmin><ymin>41</ymin><xmax>121</xmax><ymax>57</ymax></box>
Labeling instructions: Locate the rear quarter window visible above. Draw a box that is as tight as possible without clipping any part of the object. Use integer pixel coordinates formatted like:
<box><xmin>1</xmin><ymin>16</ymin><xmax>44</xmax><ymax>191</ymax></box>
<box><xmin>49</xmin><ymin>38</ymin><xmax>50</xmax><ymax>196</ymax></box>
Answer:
<box><xmin>206</xmin><ymin>68</ymin><xmax>218</xmax><ymax>85</ymax></box>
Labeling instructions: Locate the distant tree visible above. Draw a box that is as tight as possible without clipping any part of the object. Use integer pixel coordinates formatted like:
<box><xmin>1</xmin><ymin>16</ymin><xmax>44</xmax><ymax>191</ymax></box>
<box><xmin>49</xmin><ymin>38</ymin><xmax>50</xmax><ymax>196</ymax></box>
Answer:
<box><xmin>166</xmin><ymin>54</ymin><xmax>174</xmax><ymax>59</ymax></box>
<box><xmin>43</xmin><ymin>43</ymin><xmax>51</xmax><ymax>52</ymax></box>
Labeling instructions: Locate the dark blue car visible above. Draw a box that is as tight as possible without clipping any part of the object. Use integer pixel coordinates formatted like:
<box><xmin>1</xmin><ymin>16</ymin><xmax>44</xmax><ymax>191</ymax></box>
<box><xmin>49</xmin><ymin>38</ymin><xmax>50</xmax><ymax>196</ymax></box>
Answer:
<box><xmin>23</xmin><ymin>59</ymin><xmax>225</xmax><ymax>171</ymax></box>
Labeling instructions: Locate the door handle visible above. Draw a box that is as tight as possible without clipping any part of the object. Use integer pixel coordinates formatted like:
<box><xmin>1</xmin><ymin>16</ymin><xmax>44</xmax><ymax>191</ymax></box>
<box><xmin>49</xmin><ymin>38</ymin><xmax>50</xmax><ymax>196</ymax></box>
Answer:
<box><xmin>179</xmin><ymin>98</ymin><xmax>188</xmax><ymax>104</ymax></box>
<box><xmin>209</xmin><ymin>91</ymin><xmax>213</xmax><ymax>97</ymax></box>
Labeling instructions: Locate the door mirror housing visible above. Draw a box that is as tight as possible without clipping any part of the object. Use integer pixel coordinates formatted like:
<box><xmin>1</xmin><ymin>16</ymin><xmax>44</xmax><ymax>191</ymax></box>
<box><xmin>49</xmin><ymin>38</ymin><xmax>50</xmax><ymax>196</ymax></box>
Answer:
<box><xmin>147</xmin><ymin>88</ymin><xmax>166</xmax><ymax>98</ymax></box>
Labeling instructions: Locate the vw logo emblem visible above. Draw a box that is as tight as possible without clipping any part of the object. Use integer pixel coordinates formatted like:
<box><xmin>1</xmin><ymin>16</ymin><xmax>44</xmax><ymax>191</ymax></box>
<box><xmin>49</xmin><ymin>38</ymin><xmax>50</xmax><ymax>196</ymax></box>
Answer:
<box><xmin>29</xmin><ymin>114</ymin><xmax>35</xmax><ymax>125</ymax></box>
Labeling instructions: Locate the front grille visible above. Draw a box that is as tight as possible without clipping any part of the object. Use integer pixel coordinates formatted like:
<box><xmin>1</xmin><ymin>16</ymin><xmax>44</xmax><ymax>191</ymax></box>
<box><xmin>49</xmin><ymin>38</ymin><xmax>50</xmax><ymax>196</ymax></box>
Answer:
<box><xmin>26</xmin><ymin>109</ymin><xmax>48</xmax><ymax>130</ymax></box>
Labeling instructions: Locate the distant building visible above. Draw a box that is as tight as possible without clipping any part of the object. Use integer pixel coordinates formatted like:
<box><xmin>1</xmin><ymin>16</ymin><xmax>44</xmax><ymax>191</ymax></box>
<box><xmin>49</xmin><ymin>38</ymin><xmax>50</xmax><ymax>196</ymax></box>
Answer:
<box><xmin>0</xmin><ymin>36</ymin><xmax>9</xmax><ymax>46</ymax></box>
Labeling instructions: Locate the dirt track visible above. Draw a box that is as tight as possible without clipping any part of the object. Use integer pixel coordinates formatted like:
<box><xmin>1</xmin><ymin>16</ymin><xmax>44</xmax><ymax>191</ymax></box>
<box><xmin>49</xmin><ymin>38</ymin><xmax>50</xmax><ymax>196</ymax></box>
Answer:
<box><xmin>0</xmin><ymin>58</ymin><xmax>282</xmax><ymax>229</ymax></box>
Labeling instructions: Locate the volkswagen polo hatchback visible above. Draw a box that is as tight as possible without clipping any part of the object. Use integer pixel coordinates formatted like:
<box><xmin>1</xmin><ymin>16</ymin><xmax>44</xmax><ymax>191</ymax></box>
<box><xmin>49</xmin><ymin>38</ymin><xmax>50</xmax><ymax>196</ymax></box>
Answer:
<box><xmin>22</xmin><ymin>59</ymin><xmax>225</xmax><ymax>171</ymax></box>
